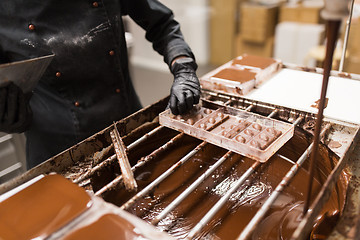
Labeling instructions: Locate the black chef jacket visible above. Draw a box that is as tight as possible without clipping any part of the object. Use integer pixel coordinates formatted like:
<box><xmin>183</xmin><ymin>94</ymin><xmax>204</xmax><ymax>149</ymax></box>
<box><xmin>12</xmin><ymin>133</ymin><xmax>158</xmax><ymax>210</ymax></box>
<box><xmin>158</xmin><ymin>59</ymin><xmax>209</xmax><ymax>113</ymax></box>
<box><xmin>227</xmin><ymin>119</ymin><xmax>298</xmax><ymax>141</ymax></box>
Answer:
<box><xmin>0</xmin><ymin>0</ymin><xmax>195</xmax><ymax>168</ymax></box>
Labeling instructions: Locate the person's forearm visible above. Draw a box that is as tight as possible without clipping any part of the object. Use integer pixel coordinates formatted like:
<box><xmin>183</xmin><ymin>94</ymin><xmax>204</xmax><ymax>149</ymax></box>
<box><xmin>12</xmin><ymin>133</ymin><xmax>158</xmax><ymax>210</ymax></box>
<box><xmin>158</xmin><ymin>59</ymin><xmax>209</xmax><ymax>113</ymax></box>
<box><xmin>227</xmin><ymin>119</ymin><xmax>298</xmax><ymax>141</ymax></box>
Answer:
<box><xmin>122</xmin><ymin>0</ymin><xmax>195</xmax><ymax>67</ymax></box>
<box><xmin>0</xmin><ymin>46</ymin><xmax>7</xmax><ymax>64</ymax></box>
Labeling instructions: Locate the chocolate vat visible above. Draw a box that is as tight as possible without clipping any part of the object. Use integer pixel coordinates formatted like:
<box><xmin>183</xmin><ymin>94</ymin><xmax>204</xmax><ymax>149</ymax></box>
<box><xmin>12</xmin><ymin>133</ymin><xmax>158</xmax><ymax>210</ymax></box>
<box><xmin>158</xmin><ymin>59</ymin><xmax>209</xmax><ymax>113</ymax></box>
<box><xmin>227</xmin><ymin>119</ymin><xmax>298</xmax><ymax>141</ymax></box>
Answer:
<box><xmin>0</xmin><ymin>92</ymin><xmax>359</xmax><ymax>240</ymax></box>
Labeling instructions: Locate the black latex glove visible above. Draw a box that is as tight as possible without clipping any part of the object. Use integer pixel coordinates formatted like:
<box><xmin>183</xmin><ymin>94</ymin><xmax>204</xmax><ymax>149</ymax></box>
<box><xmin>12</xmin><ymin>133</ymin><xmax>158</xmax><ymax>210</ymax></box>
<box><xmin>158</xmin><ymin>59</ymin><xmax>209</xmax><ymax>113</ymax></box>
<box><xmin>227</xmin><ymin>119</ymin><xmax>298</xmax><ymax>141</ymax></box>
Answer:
<box><xmin>0</xmin><ymin>82</ymin><xmax>32</xmax><ymax>133</ymax></box>
<box><xmin>169</xmin><ymin>57</ymin><xmax>201</xmax><ymax>115</ymax></box>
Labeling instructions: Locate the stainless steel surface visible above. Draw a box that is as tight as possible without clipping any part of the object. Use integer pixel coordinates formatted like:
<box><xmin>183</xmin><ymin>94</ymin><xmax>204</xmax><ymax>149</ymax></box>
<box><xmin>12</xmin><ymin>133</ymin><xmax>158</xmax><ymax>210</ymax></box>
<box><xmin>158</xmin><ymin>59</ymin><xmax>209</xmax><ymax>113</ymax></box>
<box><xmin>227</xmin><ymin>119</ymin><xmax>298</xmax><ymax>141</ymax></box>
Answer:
<box><xmin>127</xmin><ymin>126</ymin><xmax>164</xmax><ymax>150</ymax></box>
<box><xmin>0</xmin><ymin>163</ymin><xmax>22</xmax><ymax>179</ymax></box>
<box><xmin>0</xmin><ymin>133</ymin><xmax>26</xmax><ymax>183</ymax></box>
<box><xmin>0</xmin><ymin>54</ymin><xmax>54</xmax><ymax>92</ymax></box>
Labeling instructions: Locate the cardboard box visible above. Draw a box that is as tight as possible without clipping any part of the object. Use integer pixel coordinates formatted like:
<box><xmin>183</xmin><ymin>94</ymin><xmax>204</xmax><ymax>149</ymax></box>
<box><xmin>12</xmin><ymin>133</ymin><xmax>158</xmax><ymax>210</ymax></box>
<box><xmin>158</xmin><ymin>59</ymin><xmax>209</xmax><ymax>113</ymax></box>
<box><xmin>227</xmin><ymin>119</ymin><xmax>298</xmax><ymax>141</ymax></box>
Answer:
<box><xmin>344</xmin><ymin>56</ymin><xmax>360</xmax><ymax>74</ymax></box>
<box><xmin>279</xmin><ymin>4</ymin><xmax>323</xmax><ymax>24</ymax></box>
<box><xmin>347</xmin><ymin>18</ymin><xmax>360</xmax><ymax>58</ymax></box>
<box><xmin>236</xmin><ymin>34</ymin><xmax>274</xmax><ymax>58</ymax></box>
<box><xmin>240</xmin><ymin>4</ymin><xmax>279</xmax><ymax>44</ymax></box>
<box><xmin>209</xmin><ymin>0</ymin><xmax>238</xmax><ymax>65</ymax></box>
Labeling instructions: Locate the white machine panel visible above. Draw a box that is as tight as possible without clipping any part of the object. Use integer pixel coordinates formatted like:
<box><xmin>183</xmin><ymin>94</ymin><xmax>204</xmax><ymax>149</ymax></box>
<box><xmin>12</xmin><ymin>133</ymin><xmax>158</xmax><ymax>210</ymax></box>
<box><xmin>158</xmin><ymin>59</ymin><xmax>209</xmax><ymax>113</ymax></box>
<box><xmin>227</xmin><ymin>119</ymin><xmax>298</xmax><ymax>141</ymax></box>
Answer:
<box><xmin>247</xmin><ymin>68</ymin><xmax>360</xmax><ymax>124</ymax></box>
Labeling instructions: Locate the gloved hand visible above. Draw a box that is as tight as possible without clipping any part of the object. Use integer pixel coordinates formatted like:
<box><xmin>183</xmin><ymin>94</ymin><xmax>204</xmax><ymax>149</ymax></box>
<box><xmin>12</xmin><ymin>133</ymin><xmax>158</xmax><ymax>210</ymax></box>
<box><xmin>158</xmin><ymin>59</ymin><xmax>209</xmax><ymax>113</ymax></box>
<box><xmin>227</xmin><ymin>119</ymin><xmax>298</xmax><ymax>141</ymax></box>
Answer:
<box><xmin>0</xmin><ymin>82</ymin><xmax>32</xmax><ymax>133</ymax></box>
<box><xmin>169</xmin><ymin>57</ymin><xmax>201</xmax><ymax>115</ymax></box>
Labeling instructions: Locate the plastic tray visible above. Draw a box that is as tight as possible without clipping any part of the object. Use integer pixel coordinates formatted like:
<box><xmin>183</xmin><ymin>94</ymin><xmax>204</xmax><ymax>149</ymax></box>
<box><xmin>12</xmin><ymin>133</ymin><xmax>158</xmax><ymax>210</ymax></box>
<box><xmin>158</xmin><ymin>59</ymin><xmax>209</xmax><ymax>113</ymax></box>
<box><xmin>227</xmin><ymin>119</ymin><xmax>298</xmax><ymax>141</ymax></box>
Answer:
<box><xmin>199</xmin><ymin>55</ymin><xmax>282</xmax><ymax>96</ymax></box>
<box><xmin>159</xmin><ymin>104</ymin><xmax>294</xmax><ymax>162</ymax></box>
<box><xmin>232</xmin><ymin>55</ymin><xmax>282</xmax><ymax>86</ymax></box>
<box><xmin>200</xmin><ymin>65</ymin><xmax>257</xmax><ymax>95</ymax></box>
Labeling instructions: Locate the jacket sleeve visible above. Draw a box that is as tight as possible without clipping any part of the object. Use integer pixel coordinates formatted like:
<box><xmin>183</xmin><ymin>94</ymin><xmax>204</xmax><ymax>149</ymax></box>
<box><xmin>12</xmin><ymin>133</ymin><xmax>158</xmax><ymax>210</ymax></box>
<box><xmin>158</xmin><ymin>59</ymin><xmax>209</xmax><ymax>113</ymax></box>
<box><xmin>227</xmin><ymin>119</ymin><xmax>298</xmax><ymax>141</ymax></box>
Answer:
<box><xmin>120</xmin><ymin>0</ymin><xmax>195</xmax><ymax>67</ymax></box>
<box><xmin>0</xmin><ymin>45</ymin><xmax>8</xmax><ymax>64</ymax></box>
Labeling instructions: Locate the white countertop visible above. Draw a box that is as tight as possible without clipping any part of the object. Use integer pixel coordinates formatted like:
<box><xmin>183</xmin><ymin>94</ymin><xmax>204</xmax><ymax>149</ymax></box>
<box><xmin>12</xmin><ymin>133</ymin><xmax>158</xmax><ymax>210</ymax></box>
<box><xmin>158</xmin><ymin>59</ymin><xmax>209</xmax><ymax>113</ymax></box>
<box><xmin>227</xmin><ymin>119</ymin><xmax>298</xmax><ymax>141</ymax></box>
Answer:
<box><xmin>247</xmin><ymin>69</ymin><xmax>360</xmax><ymax>124</ymax></box>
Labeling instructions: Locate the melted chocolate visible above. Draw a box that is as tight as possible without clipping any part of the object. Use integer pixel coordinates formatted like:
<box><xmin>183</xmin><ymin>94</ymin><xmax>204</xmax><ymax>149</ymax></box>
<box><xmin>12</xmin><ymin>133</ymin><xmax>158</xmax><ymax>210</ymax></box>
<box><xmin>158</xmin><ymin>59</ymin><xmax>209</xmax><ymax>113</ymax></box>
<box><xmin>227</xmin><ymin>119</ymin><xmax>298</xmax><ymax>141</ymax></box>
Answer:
<box><xmin>212</xmin><ymin>68</ymin><xmax>256</xmax><ymax>83</ymax></box>
<box><xmin>63</xmin><ymin>214</ymin><xmax>142</xmax><ymax>240</ymax></box>
<box><xmin>310</xmin><ymin>211</ymin><xmax>340</xmax><ymax>239</ymax></box>
<box><xmin>232</xmin><ymin>55</ymin><xmax>276</xmax><ymax>69</ymax></box>
<box><xmin>99</xmin><ymin>128</ymin><xmax>347</xmax><ymax>240</ymax></box>
<box><xmin>0</xmin><ymin>174</ymin><xmax>91</xmax><ymax>240</ymax></box>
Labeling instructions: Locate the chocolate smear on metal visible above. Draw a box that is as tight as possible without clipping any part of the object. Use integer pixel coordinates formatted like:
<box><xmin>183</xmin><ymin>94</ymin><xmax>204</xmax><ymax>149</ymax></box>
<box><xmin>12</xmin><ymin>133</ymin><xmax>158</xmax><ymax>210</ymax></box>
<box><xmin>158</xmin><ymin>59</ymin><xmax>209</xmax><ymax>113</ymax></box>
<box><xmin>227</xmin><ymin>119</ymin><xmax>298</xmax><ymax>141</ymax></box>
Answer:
<box><xmin>111</xmin><ymin>122</ymin><xmax>137</xmax><ymax>191</ymax></box>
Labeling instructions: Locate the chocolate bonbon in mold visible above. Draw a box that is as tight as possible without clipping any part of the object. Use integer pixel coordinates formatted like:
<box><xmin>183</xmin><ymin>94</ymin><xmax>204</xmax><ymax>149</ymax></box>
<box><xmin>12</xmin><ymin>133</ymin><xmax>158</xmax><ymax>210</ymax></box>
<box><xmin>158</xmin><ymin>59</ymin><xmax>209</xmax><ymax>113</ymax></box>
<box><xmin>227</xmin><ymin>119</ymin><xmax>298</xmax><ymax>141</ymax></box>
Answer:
<box><xmin>159</xmin><ymin>104</ymin><xmax>294</xmax><ymax>162</ymax></box>
<box><xmin>252</xmin><ymin>123</ymin><xmax>263</xmax><ymax>131</ymax></box>
<box><xmin>235</xmin><ymin>135</ymin><xmax>246</xmax><ymax>143</ymax></box>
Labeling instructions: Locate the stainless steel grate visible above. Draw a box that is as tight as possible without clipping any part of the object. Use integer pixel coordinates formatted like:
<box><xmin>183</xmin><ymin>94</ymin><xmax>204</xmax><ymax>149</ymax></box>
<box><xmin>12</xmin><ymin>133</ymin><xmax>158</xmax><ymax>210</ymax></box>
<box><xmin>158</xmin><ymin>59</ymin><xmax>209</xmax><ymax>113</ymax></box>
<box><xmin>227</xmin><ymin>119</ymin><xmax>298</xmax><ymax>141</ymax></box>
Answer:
<box><xmin>68</xmin><ymin>92</ymin><xmax>358</xmax><ymax>239</ymax></box>
<box><xmin>1</xmin><ymin>92</ymin><xmax>358</xmax><ymax>239</ymax></box>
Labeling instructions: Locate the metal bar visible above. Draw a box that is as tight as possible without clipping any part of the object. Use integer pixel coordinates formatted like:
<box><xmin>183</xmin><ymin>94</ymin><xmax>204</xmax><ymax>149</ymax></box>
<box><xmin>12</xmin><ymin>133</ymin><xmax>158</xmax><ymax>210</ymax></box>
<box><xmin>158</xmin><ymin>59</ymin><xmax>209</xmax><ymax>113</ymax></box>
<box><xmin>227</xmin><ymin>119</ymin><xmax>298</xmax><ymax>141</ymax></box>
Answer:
<box><xmin>224</xmin><ymin>99</ymin><xmax>232</xmax><ymax>105</ymax></box>
<box><xmin>185</xmin><ymin>161</ymin><xmax>261</xmax><ymax>240</ymax></box>
<box><xmin>304</xmin><ymin>20</ymin><xmax>341</xmax><ymax>216</ymax></box>
<box><xmin>0</xmin><ymin>162</ymin><xmax>22</xmax><ymax>179</ymax></box>
<box><xmin>0</xmin><ymin>134</ymin><xmax>12</xmax><ymax>144</ymax></box>
<box><xmin>151</xmin><ymin>151</ymin><xmax>234</xmax><ymax>225</ymax></box>
<box><xmin>237</xmin><ymin>124</ymin><xmax>331</xmax><ymax>240</ymax></box>
<box><xmin>127</xmin><ymin>126</ymin><xmax>164</xmax><ymax>151</ymax></box>
<box><xmin>73</xmin><ymin>125</ymin><xmax>164</xmax><ymax>184</ymax></box>
<box><xmin>74</xmin><ymin>155</ymin><xmax>116</xmax><ymax>184</ymax></box>
<box><xmin>339</xmin><ymin>0</ymin><xmax>355</xmax><ymax>72</ymax></box>
<box><xmin>111</xmin><ymin>125</ymin><xmax>137</xmax><ymax>191</ymax></box>
<box><xmin>120</xmin><ymin>141</ymin><xmax>208</xmax><ymax>210</ymax></box>
<box><xmin>276</xmin><ymin>153</ymin><xmax>296</xmax><ymax>165</ymax></box>
<box><xmin>245</xmin><ymin>105</ymin><xmax>253</xmax><ymax>111</ymax></box>
<box><xmin>95</xmin><ymin>133</ymin><xmax>185</xmax><ymax>196</ymax></box>
<box><xmin>292</xmin><ymin>126</ymin><xmax>360</xmax><ymax>240</ymax></box>
<box><xmin>267</xmin><ymin>109</ymin><xmax>278</xmax><ymax>118</ymax></box>
<box><xmin>293</xmin><ymin>116</ymin><xmax>304</xmax><ymax>126</ymax></box>
<box><xmin>78</xmin><ymin>179</ymin><xmax>91</xmax><ymax>188</ymax></box>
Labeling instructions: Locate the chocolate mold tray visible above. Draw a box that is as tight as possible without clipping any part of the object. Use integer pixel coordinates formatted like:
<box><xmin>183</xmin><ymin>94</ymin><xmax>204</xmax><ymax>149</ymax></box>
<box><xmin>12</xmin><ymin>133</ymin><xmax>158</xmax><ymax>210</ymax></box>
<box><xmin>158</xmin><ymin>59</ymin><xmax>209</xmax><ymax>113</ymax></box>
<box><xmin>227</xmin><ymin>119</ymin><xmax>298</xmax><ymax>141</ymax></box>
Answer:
<box><xmin>199</xmin><ymin>55</ymin><xmax>282</xmax><ymax>96</ymax></box>
<box><xmin>231</xmin><ymin>54</ymin><xmax>282</xmax><ymax>86</ymax></box>
<box><xmin>200</xmin><ymin>65</ymin><xmax>256</xmax><ymax>96</ymax></box>
<box><xmin>159</xmin><ymin>105</ymin><xmax>294</xmax><ymax>162</ymax></box>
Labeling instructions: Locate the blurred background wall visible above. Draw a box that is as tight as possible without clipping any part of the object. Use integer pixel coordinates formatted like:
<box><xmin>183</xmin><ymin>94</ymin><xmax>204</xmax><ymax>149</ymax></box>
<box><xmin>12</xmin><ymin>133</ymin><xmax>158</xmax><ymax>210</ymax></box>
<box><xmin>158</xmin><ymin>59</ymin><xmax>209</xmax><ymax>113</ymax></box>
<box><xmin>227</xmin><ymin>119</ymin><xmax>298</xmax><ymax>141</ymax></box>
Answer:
<box><xmin>128</xmin><ymin>0</ymin><xmax>360</xmax><ymax>73</ymax></box>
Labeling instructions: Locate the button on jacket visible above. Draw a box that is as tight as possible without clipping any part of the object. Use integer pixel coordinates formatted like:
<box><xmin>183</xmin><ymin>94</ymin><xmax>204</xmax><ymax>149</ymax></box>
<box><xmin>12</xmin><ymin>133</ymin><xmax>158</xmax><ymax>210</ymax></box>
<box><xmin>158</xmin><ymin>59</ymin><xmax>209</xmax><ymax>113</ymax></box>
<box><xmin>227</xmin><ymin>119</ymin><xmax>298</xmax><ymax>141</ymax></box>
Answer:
<box><xmin>0</xmin><ymin>0</ymin><xmax>195</xmax><ymax>168</ymax></box>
